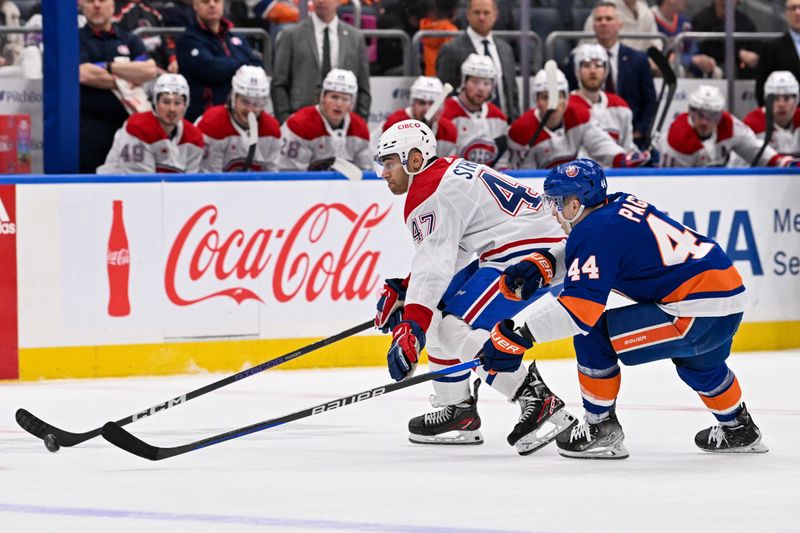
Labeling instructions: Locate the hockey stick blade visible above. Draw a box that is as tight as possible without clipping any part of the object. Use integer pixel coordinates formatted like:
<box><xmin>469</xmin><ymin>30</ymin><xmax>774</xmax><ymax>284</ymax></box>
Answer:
<box><xmin>102</xmin><ymin>358</ymin><xmax>484</xmax><ymax>461</ymax></box>
<box><xmin>424</xmin><ymin>82</ymin><xmax>454</xmax><ymax>123</ymax></box>
<box><xmin>751</xmin><ymin>94</ymin><xmax>776</xmax><ymax>167</ymax></box>
<box><xmin>331</xmin><ymin>157</ymin><xmax>363</xmax><ymax>181</ymax></box>
<box><xmin>16</xmin><ymin>320</ymin><xmax>373</xmax><ymax>449</ymax></box>
<box><xmin>239</xmin><ymin>111</ymin><xmax>259</xmax><ymax>172</ymax></box>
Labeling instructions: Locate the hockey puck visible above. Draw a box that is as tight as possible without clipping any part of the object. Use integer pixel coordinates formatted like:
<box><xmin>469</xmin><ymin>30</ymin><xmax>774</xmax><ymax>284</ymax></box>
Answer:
<box><xmin>43</xmin><ymin>433</ymin><xmax>60</xmax><ymax>453</ymax></box>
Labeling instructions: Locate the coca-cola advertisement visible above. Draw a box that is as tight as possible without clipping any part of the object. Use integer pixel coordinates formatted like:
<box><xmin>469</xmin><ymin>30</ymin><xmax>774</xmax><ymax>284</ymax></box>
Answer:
<box><xmin>0</xmin><ymin>185</ymin><xmax>18</xmax><ymax>379</ymax></box>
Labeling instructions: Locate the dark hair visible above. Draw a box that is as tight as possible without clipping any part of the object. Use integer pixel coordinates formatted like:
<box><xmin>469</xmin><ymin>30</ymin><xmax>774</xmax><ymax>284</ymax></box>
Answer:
<box><xmin>467</xmin><ymin>0</ymin><xmax>498</xmax><ymax>10</ymax></box>
<box><xmin>434</xmin><ymin>0</ymin><xmax>459</xmax><ymax>19</ymax></box>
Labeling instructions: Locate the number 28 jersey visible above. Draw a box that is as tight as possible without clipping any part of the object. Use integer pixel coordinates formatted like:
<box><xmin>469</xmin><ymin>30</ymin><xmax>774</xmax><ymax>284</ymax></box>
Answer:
<box><xmin>522</xmin><ymin>192</ymin><xmax>747</xmax><ymax>343</ymax></box>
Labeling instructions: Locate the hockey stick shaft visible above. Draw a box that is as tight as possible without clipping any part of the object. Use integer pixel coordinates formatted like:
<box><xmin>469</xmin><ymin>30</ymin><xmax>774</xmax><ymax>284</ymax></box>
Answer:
<box><xmin>16</xmin><ymin>320</ymin><xmax>373</xmax><ymax>447</ymax></box>
<box><xmin>102</xmin><ymin>358</ymin><xmax>484</xmax><ymax>460</ymax></box>
<box><xmin>644</xmin><ymin>47</ymin><xmax>677</xmax><ymax>151</ymax></box>
<box><xmin>240</xmin><ymin>111</ymin><xmax>258</xmax><ymax>172</ymax></box>
<box><xmin>751</xmin><ymin>95</ymin><xmax>776</xmax><ymax>167</ymax></box>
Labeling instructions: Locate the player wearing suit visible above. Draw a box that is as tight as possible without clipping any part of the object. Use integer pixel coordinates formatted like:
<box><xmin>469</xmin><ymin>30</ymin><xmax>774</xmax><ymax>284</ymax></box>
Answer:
<box><xmin>743</xmin><ymin>71</ymin><xmax>800</xmax><ymax>156</ymax></box>
<box><xmin>277</xmin><ymin>69</ymin><xmax>371</xmax><ymax>171</ymax></box>
<box><xmin>482</xmin><ymin>159</ymin><xmax>768</xmax><ymax>459</ymax></box>
<box><xmin>373</xmin><ymin>119</ymin><xmax>576</xmax><ymax>454</ymax></box>
<box><xmin>196</xmin><ymin>66</ymin><xmax>281</xmax><ymax>172</ymax></box>
<box><xmin>98</xmin><ymin>73</ymin><xmax>204</xmax><ymax>174</ymax></box>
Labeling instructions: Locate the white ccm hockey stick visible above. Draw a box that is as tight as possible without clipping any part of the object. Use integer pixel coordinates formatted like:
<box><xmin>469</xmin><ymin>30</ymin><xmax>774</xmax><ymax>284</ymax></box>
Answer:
<box><xmin>331</xmin><ymin>157</ymin><xmax>364</xmax><ymax>181</ymax></box>
<box><xmin>519</xmin><ymin>60</ymin><xmax>559</xmax><ymax>164</ymax></box>
<box><xmin>424</xmin><ymin>82</ymin><xmax>454</xmax><ymax>124</ymax></box>
<box><xmin>240</xmin><ymin>111</ymin><xmax>259</xmax><ymax>172</ymax></box>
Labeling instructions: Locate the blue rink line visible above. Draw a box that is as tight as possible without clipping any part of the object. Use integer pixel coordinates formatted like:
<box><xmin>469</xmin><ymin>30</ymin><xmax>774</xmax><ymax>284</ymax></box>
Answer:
<box><xmin>0</xmin><ymin>503</ymin><xmax>542</xmax><ymax>533</ymax></box>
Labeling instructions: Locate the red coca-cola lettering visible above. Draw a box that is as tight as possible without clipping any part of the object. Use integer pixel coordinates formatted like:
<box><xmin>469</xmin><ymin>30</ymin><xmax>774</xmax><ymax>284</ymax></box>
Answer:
<box><xmin>108</xmin><ymin>200</ymin><xmax>131</xmax><ymax>317</ymax></box>
<box><xmin>165</xmin><ymin>202</ymin><xmax>390</xmax><ymax>306</ymax></box>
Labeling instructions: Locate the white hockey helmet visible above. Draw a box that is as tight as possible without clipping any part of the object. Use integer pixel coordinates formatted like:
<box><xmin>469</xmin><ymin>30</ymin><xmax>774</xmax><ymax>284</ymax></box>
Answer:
<box><xmin>461</xmin><ymin>53</ymin><xmax>497</xmax><ymax>87</ymax></box>
<box><xmin>532</xmin><ymin>66</ymin><xmax>568</xmax><ymax>96</ymax></box>
<box><xmin>573</xmin><ymin>44</ymin><xmax>608</xmax><ymax>83</ymax></box>
<box><xmin>688</xmin><ymin>84</ymin><xmax>725</xmax><ymax>113</ymax></box>
<box><xmin>764</xmin><ymin>70</ymin><xmax>799</xmax><ymax>99</ymax></box>
<box><xmin>410</xmin><ymin>76</ymin><xmax>444</xmax><ymax>102</ymax></box>
<box><xmin>321</xmin><ymin>68</ymin><xmax>358</xmax><ymax>101</ymax></box>
<box><xmin>153</xmin><ymin>73</ymin><xmax>190</xmax><ymax>103</ymax></box>
<box><xmin>374</xmin><ymin>119</ymin><xmax>437</xmax><ymax>177</ymax></box>
<box><xmin>231</xmin><ymin>65</ymin><xmax>270</xmax><ymax>100</ymax></box>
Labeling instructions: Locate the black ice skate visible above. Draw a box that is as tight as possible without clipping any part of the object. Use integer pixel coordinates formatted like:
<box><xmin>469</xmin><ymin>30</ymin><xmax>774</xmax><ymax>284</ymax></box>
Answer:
<box><xmin>695</xmin><ymin>403</ymin><xmax>768</xmax><ymax>453</ymax></box>
<box><xmin>556</xmin><ymin>405</ymin><xmax>629</xmax><ymax>460</ymax></box>
<box><xmin>408</xmin><ymin>379</ymin><xmax>483</xmax><ymax>445</ymax></box>
<box><xmin>507</xmin><ymin>361</ymin><xmax>577</xmax><ymax>456</ymax></box>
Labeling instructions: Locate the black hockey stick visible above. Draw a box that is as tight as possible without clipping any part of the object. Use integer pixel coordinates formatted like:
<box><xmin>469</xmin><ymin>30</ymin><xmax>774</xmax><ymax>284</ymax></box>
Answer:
<box><xmin>751</xmin><ymin>94</ymin><xmax>776</xmax><ymax>167</ymax></box>
<box><xmin>16</xmin><ymin>320</ymin><xmax>373</xmax><ymax>450</ymax></box>
<box><xmin>644</xmin><ymin>47</ymin><xmax>677</xmax><ymax>151</ymax></box>
<box><xmin>102</xmin><ymin>358</ymin><xmax>484</xmax><ymax>460</ymax></box>
<box><xmin>239</xmin><ymin>111</ymin><xmax>258</xmax><ymax>172</ymax></box>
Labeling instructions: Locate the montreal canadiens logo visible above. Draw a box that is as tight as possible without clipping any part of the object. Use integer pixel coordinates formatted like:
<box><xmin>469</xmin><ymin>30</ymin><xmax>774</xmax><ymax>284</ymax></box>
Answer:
<box><xmin>565</xmin><ymin>165</ymin><xmax>579</xmax><ymax>177</ymax></box>
<box><xmin>462</xmin><ymin>138</ymin><xmax>498</xmax><ymax>165</ymax></box>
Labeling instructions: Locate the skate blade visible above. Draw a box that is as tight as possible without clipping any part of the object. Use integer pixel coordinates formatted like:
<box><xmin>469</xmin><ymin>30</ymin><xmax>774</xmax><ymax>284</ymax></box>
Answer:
<box><xmin>408</xmin><ymin>430</ymin><xmax>484</xmax><ymax>446</ymax></box>
<box><xmin>699</xmin><ymin>436</ymin><xmax>769</xmax><ymax>454</ymax></box>
<box><xmin>515</xmin><ymin>409</ymin><xmax>577</xmax><ymax>456</ymax></box>
<box><xmin>558</xmin><ymin>441</ymin><xmax>630</xmax><ymax>460</ymax></box>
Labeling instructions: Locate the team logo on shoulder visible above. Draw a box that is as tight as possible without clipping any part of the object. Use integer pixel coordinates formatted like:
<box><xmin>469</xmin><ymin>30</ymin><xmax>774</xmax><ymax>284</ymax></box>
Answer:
<box><xmin>565</xmin><ymin>165</ymin><xmax>579</xmax><ymax>177</ymax></box>
<box><xmin>117</xmin><ymin>44</ymin><xmax>130</xmax><ymax>56</ymax></box>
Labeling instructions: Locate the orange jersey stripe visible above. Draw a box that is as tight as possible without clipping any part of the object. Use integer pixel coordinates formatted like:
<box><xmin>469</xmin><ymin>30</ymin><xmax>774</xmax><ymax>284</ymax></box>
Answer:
<box><xmin>611</xmin><ymin>317</ymin><xmax>693</xmax><ymax>353</ymax></box>
<box><xmin>661</xmin><ymin>266</ymin><xmax>743</xmax><ymax>303</ymax></box>
<box><xmin>700</xmin><ymin>377</ymin><xmax>742</xmax><ymax>413</ymax></box>
<box><xmin>578</xmin><ymin>371</ymin><xmax>621</xmax><ymax>402</ymax></box>
<box><xmin>558</xmin><ymin>295</ymin><xmax>606</xmax><ymax>328</ymax></box>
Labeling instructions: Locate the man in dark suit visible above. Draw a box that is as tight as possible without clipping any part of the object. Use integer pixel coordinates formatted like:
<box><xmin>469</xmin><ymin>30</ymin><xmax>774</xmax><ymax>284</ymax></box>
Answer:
<box><xmin>566</xmin><ymin>1</ymin><xmax>656</xmax><ymax>149</ymax></box>
<box><xmin>435</xmin><ymin>0</ymin><xmax>519</xmax><ymax>122</ymax></box>
<box><xmin>756</xmin><ymin>0</ymin><xmax>800</xmax><ymax>105</ymax></box>
<box><xmin>271</xmin><ymin>0</ymin><xmax>371</xmax><ymax>123</ymax></box>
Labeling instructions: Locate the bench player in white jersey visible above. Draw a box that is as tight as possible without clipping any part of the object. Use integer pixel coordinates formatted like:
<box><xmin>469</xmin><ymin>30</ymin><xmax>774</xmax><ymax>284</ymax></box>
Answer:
<box><xmin>507</xmin><ymin>67</ymin><xmax>642</xmax><ymax>169</ymax></box>
<box><xmin>382</xmin><ymin>76</ymin><xmax>458</xmax><ymax>157</ymax></box>
<box><xmin>276</xmin><ymin>68</ymin><xmax>371</xmax><ymax>171</ymax></box>
<box><xmin>195</xmin><ymin>66</ymin><xmax>281</xmax><ymax>172</ymax></box>
<box><xmin>373</xmin><ymin>119</ymin><xmax>576</xmax><ymax>454</ymax></box>
<box><xmin>743</xmin><ymin>71</ymin><xmax>800</xmax><ymax>156</ymax></box>
<box><xmin>661</xmin><ymin>84</ymin><xmax>799</xmax><ymax>167</ymax></box>
<box><xmin>441</xmin><ymin>54</ymin><xmax>509</xmax><ymax>167</ymax></box>
<box><xmin>98</xmin><ymin>73</ymin><xmax>204</xmax><ymax>174</ymax></box>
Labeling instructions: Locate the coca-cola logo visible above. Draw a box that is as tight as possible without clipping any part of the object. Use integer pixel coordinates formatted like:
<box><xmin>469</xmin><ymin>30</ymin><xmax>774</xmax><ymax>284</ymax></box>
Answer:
<box><xmin>165</xmin><ymin>202</ymin><xmax>391</xmax><ymax>306</ymax></box>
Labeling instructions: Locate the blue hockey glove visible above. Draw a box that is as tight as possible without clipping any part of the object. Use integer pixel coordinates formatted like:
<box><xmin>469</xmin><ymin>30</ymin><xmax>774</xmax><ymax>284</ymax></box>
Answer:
<box><xmin>481</xmin><ymin>319</ymin><xmax>533</xmax><ymax>373</ymax></box>
<box><xmin>375</xmin><ymin>277</ymin><xmax>409</xmax><ymax>333</ymax></box>
<box><xmin>499</xmin><ymin>250</ymin><xmax>556</xmax><ymax>301</ymax></box>
<box><xmin>387</xmin><ymin>320</ymin><xmax>426</xmax><ymax>381</ymax></box>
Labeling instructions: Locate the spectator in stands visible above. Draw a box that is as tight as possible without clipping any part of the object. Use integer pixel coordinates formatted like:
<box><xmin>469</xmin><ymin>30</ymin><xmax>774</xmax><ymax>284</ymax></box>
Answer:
<box><xmin>97</xmin><ymin>73</ymin><xmax>205</xmax><ymax>173</ymax></box>
<box><xmin>441</xmin><ymin>53</ymin><xmax>509</xmax><ymax>166</ymax></box>
<box><xmin>176</xmin><ymin>0</ymin><xmax>262</xmax><ymax>121</ymax></box>
<box><xmin>436</xmin><ymin>0</ymin><xmax>519</xmax><ymax>122</ymax></box>
<box><xmin>419</xmin><ymin>0</ymin><xmax>458</xmax><ymax>77</ymax></box>
<box><xmin>652</xmin><ymin>0</ymin><xmax>720</xmax><ymax>78</ymax></box>
<box><xmin>660</xmin><ymin>84</ymin><xmax>798</xmax><ymax>167</ymax></box>
<box><xmin>276</xmin><ymin>68</ymin><xmax>371</xmax><ymax>171</ymax></box>
<box><xmin>0</xmin><ymin>0</ymin><xmax>23</xmax><ymax>67</ymax></box>
<box><xmin>161</xmin><ymin>0</ymin><xmax>195</xmax><ymax>27</ymax></box>
<box><xmin>755</xmin><ymin>0</ymin><xmax>800</xmax><ymax>106</ymax></box>
<box><xmin>196</xmin><ymin>65</ymin><xmax>281</xmax><ymax>171</ymax></box>
<box><xmin>582</xmin><ymin>0</ymin><xmax>660</xmax><ymax>53</ymax></box>
<box><xmin>382</xmin><ymin>75</ymin><xmax>458</xmax><ymax>156</ymax></box>
<box><xmin>254</xmin><ymin>0</ymin><xmax>300</xmax><ymax>30</ymax></box>
<box><xmin>271</xmin><ymin>0</ymin><xmax>371</xmax><ymax>123</ymax></box>
<box><xmin>745</xmin><ymin>71</ymin><xmax>800</xmax><ymax>156</ymax></box>
<box><xmin>690</xmin><ymin>0</ymin><xmax>759</xmax><ymax>79</ymax></box>
<box><xmin>568</xmin><ymin>1</ymin><xmax>656</xmax><ymax>150</ymax></box>
<box><xmin>114</xmin><ymin>0</ymin><xmax>179</xmax><ymax>73</ymax></box>
<box><xmin>374</xmin><ymin>0</ymin><xmax>429</xmax><ymax>75</ymax></box>
<box><xmin>79</xmin><ymin>0</ymin><xmax>157</xmax><ymax>173</ymax></box>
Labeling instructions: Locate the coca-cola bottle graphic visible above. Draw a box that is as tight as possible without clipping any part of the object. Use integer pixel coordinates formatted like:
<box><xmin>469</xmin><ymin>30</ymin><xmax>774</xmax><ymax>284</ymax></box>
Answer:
<box><xmin>107</xmin><ymin>200</ymin><xmax>131</xmax><ymax>317</ymax></box>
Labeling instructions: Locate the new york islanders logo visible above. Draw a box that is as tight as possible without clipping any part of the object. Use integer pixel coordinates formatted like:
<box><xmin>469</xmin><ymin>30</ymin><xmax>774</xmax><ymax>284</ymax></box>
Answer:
<box><xmin>565</xmin><ymin>165</ymin><xmax>579</xmax><ymax>177</ymax></box>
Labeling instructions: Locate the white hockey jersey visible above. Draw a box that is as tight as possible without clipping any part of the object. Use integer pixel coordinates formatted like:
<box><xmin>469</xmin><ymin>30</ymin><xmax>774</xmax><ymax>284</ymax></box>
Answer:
<box><xmin>570</xmin><ymin>91</ymin><xmax>635</xmax><ymax>152</ymax></box>
<box><xmin>743</xmin><ymin>106</ymin><xmax>800</xmax><ymax>156</ymax></box>
<box><xmin>97</xmin><ymin>111</ymin><xmax>204</xmax><ymax>174</ymax></box>
<box><xmin>195</xmin><ymin>105</ymin><xmax>281</xmax><ymax>172</ymax></box>
<box><xmin>660</xmin><ymin>112</ymin><xmax>789</xmax><ymax>167</ymax></box>
<box><xmin>276</xmin><ymin>105</ymin><xmax>372</xmax><ymax>171</ymax></box>
<box><xmin>441</xmin><ymin>97</ymin><xmax>509</xmax><ymax>167</ymax></box>
<box><xmin>382</xmin><ymin>108</ymin><xmax>459</xmax><ymax>157</ymax></box>
<box><xmin>507</xmin><ymin>103</ymin><xmax>625</xmax><ymax>169</ymax></box>
<box><xmin>401</xmin><ymin>156</ymin><xmax>567</xmax><ymax>331</ymax></box>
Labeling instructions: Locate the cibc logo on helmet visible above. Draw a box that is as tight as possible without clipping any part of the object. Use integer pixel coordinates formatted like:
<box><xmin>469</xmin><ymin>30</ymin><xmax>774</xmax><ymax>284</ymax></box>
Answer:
<box><xmin>565</xmin><ymin>165</ymin><xmax>579</xmax><ymax>178</ymax></box>
<box><xmin>397</xmin><ymin>122</ymin><xmax>421</xmax><ymax>130</ymax></box>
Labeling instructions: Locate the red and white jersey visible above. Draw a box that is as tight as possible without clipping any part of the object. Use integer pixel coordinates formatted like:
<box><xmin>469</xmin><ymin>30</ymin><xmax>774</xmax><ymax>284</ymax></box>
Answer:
<box><xmin>507</xmin><ymin>105</ymin><xmax>624</xmax><ymax>169</ymax></box>
<box><xmin>441</xmin><ymin>97</ymin><xmax>509</xmax><ymax>167</ymax></box>
<box><xmin>382</xmin><ymin>108</ymin><xmax>459</xmax><ymax>157</ymax></box>
<box><xmin>661</xmin><ymin>112</ymin><xmax>786</xmax><ymax>167</ymax></box>
<box><xmin>569</xmin><ymin>91</ymin><xmax>635</xmax><ymax>152</ymax></box>
<box><xmin>195</xmin><ymin>105</ymin><xmax>281</xmax><ymax>172</ymax></box>
<box><xmin>400</xmin><ymin>156</ymin><xmax>567</xmax><ymax>331</ymax></box>
<box><xmin>276</xmin><ymin>105</ymin><xmax>371</xmax><ymax>171</ymax></box>
<box><xmin>97</xmin><ymin>111</ymin><xmax>204</xmax><ymax>174</ymax></box>
<box><xmin>743</xmin><ymin>106</ymin><xmax>800</xmax><ymax>156</ymax></box>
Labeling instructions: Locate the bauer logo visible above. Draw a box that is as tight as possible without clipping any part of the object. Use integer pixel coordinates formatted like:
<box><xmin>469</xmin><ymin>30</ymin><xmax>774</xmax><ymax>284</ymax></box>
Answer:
<box><xmin>311</xmin><ymin>388</ymin><xmax>386</xmax><ymax>415</ymax></box>
<box><xmin>0</xmin><ymin>196</ymin><xmax>15</xmax><ymax>235</ymax></box>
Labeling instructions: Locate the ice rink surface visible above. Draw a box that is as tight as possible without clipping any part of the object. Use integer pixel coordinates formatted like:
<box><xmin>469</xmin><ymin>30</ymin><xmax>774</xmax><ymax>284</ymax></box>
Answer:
<box><xmin>1</xmin><ymin>350</ymin><xmax>799</xmax><ymax>533</ymax></box>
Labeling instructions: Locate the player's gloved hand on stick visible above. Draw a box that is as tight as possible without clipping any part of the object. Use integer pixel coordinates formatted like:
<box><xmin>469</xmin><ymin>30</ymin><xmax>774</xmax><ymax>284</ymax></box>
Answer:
<box><xmin>481</xmin><ymin>319</ymin><xmax>533</xmax><ymax>373</ymax></box>
<box><xmin>499</xmin><ymin>250</ymin><xmax>556</xmax><ymax>301</ymax></box>
<box><xmin>374</xmin><ymin>276</ymin><xmax>409</xmax><ymax>333</ymax></box>
<box><xmin>387</xmin><ymin>320</ymin><xmax>425</xmax><ymax>381</ymax></box>
<box><xmin>613</xmin><ymin>150</ymin><xmax>651</xmax><ymax>168</ymax></box>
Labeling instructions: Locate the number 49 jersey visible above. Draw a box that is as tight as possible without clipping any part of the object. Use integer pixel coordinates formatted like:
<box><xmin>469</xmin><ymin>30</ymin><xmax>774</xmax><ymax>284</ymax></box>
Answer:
<box><xmin>522</xmin><ymin>192</ymin><xmax>747</xmax><ymax>343</ymax></box>
<box><xmin>401</xmin><ymin>156</ymin><xmax>567</xmax><ymax>331</ymax></box>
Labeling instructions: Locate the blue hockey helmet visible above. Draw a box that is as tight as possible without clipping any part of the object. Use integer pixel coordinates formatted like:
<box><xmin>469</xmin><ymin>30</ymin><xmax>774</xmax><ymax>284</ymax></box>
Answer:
<box><xmin>543</xmin><ymin>158</ymin><xmax>608</xmax><ymax>210</ymax></box>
